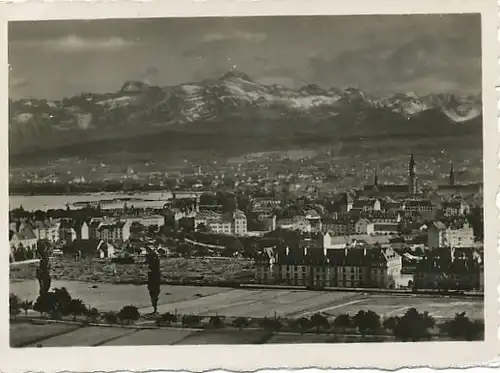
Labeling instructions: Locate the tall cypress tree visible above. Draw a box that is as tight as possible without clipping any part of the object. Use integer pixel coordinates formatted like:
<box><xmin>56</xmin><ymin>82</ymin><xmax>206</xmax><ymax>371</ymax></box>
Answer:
<box><xmin>36</xmin><ymin>241</ymin><xmax>51</xmax><ymax>297</ymax></box>
<box><xmin>146</xmin><ymin>250</ymin><xmax>161</xmax><ymax>314</ymax></box>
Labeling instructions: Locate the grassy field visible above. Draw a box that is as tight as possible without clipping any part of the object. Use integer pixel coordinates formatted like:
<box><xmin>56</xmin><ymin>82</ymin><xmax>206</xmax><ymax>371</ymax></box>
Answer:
<box><xmin>172</xmin><ymin>329</ymin><xmax>271</xmax><ymax>345</ymax></box>
<box><xmin>146</xmin><ymin>289</ymin><xmax>483</xmax><ymax>320</ymax></box>
<box><xmin>10</xmin><ymin>322</ymin><xmax>82</xmax><ymax>347</ymax></box>
<box><xmin>265</xmin><ymin>333</ymin><xmax>391</xmax><ymax>344</ymax></box>
<box><xmin>23</xmin><ymin>326</ymin><xmax>137</xmax><ymax>347</ymax></box>
<box><xmin>10</xmin><ymin>280</ymin><xmax>230</xmax><ymax>311</ymax></box>
<box><xmin>9</xmin><ymin>257</ymin><xmax>254</xmax><ymax>284</ymax></box>
<box><xmin>102</xmin><ymin>328</ymin><xmax>194</xmax><ymax>346</ymax></box>
<box><xmin>11</xmin><ymin>322</ymin><xmax>395</xmax><ymax>347</ymax></box>
<box><xmin>11</xmin><ymin>280</ymin><xmax>484</xmax><ymax>321</ymax></box>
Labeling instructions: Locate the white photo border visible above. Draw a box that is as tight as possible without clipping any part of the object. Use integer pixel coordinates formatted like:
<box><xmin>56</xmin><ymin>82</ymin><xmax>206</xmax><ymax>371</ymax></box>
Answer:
<box><xmin>0</xmin><ymin>0</ymin><xmax>498</xmax><ymax>372</ymax></box>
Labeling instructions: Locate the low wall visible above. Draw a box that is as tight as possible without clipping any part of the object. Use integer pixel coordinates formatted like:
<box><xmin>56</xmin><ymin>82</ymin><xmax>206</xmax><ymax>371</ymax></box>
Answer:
<box><xmin>184</xmin><ymin>238</ymin><xmax>225</xmax><ymax>250</ymax></box>
<box><xmin>10</xmin><ymin>259</ymin><xmax>40</xmax><ymax>266</ymax></box>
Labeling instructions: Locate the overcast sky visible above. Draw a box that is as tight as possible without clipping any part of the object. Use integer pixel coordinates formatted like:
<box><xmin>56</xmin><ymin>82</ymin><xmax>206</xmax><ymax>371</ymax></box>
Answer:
<box><xmin>8</xmin><ymin>14</ymin><xmax>481</xmax><ymax>100</ymax></box>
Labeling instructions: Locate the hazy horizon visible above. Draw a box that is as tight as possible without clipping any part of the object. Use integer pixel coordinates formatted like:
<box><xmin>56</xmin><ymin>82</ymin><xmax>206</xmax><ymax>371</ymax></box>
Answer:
<box><xmin>9</xmin><ymin>14</ymin><xmax>481</xmax><ymax>100</ymax></box>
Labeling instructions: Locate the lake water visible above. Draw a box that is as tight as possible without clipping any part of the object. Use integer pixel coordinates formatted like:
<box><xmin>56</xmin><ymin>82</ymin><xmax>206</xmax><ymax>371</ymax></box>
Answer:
<box><xmin>10</xmin><ymin>191</ymin><xmax>174</xmax><ymax>212</ymax></box>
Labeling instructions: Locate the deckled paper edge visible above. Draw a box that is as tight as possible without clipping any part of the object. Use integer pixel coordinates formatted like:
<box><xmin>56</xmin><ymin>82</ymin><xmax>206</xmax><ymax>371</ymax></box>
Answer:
<box><xmin>0</xmin><ymin>0</ymin><xmax>498</xmax><ymax>372</ymax></box>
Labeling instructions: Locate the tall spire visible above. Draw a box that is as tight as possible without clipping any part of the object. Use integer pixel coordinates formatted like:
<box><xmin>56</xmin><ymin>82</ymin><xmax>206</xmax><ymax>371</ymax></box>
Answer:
<box><xmin>408</xmin><ymin>153</ymin><xmax>417</xmax><ymax>195</ymax></box>
<box><xmin>409</xmin><ymin>153</ymin><xmax>415</xmax><ymax>171</ymax></box>
<box><xmin>449</xmin><ymin>162</ymin><xmax>455</xmax><ymax>186</ymax></box>
<box><xmin>374</xmin><ymin>166</ymin><xmax>378</xmax><ymax>186</ymax></box>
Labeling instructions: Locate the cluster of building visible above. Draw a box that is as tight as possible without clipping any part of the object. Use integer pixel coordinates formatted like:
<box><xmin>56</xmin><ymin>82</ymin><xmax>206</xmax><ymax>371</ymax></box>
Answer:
<box><xmin>413</xmin><ymin>247</ymin><xmax>483</xmax><ymax>291</ymax></box>
<box><xmin>9</xmin><ymin>153</ymin><xmax>483</xmax><ymax>292</ymax></box>
<box><xmin>253</xmin><ymin>155</ymin><xmax>482</xmax><ymax>291</ymax></box>
<box><xmin>9</xmin><ymin>213</ymin><xmax>165</xmax><ymax>259</ymax></box>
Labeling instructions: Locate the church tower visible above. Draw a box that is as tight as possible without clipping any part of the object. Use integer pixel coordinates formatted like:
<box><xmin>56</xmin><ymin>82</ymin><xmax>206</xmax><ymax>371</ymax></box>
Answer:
<box><xmin>449</xmin><ymin>162</ymin><xmax>455</xmax><ymax>186</ymax></box>
<box><xmin>373</xmin><ymin>167</ymin><xmax>379</xmax><ymax>186</ymax></box>
<box><xmin>408</xmin><ymin>153</ymin><xmax>418</xmax><ymax>195</ymax></box>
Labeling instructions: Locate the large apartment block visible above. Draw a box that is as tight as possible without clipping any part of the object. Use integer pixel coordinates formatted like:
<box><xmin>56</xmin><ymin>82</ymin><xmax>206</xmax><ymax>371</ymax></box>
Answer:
<box><xmin>413</xmin><ymin>247</ymin><xmax>482</xmax><ymax>290</ymax></box>
<box><xmin>255</xmin><ymin>245</ymin><xmax>402</xmax><ymax>289</ymax></box>
<box><xmin>194</xmin><ymin>209</ymin><xmax>248</xmax><ymax>236</ymax></box>
<box><xmin>88</xmin><ymin>218</ymin><xmax>132</xmax><ymax>243</ymax></box>
<box><xmin>427</xmin><ymin>220</ymin><xmax>475</xmax><ymax>249</ymax></box>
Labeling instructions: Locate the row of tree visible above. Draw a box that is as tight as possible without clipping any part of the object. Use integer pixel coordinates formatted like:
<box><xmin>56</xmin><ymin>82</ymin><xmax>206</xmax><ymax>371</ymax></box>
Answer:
<box><xmin>158</xmin><ymin>309</ymin><xmax>482</xmax><ymax>342</ymax></box>
<box><xmin>10</xmin><ymin>245</ymin><xmax>38</xmax><ymax>262</ymax></box>
<box><xmin>10</xmin><ymin>290</ymin><xmax>141</xmax><ymax>325</ymax></box>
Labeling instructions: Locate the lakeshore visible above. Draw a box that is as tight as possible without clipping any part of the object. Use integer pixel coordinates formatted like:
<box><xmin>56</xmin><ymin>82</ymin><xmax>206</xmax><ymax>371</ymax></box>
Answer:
<box><xmin>9</xmin><ymin>192</ymin><xmax>175</xmax><ymax>212</ymax></box>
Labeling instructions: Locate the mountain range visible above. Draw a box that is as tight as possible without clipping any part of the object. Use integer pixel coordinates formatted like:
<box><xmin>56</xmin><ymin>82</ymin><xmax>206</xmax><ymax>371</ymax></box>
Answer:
<box><xmin>9</xmin><ymin>70</ymin><xmax>482</xmax><ymax>164</ymax></box>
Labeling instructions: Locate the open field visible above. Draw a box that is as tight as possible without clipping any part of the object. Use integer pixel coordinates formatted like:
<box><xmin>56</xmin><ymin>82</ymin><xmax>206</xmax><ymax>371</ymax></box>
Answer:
<box><xmin>11</xmin><ymin>280</ymin><xmax>483</xmax><ymax>321</ymax></box>
<box><xmin>171</xmin><ymin>329</ymin><xmax>271</xmax><ymax>345</ymax></box>
<box><xmin>102</xmin><ymin>328</ymin><xmax>194</xmax><ymax>346</ymax></box>
<box><xmin>11</xmin><ymin>322</ymin><xmax>395</xmax><ymax>347</ymax></box>
<box><xmin>265</xmin><ymin>333</ymin><xmax>391</xmax><ymax>344</ymax></box>
<box><xmin>24</xmin><ymin>326</ymin><xmax>137</xmax><ymax>347</ymax></box>
<box><xmin>10</xmin><ymin>322</ymin><xmax>81</xmax><ymax>347</ymax></box>
<box><xmin>10</xmin><ymin>280</ymin><xmax>230</xmax><ymax>311</ymax></box>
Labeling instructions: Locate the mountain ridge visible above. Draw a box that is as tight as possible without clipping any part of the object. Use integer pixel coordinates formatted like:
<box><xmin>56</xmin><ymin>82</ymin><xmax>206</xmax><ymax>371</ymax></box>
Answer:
<box><xmin>9</xmin><ymin>70</ymin><xmax>482</xmax><ymax>161</ymax></box>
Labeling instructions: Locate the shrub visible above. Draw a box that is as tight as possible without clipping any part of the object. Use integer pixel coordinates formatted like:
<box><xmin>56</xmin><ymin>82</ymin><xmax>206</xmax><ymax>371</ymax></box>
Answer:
<box><xmin>383</xmin><ymin>316</ymin><xmax>399</xmax><ymax>331</ymax></box>
<box><xmin>292</xmin><ymin>317</ymin><xmax>311</xmax><ymax>334</ymax></box>
<box><xmin>209</xmin><ymin>315</ymin><xmax>224</xmax><ymax>329</ymax></box>
<box><xmin>33</xmin><ymin>292</ymin><xmax>57</xmax><ymax>317</ymax></box>
<box><xmin>68</xmin><ymin>299</ymin><xmax>87</xmax><ymax>321</ymax></box>
<box><xmin>9</xmin><ymin>293</ymin><xmax>21</xmax><ymax>318</ymax></box>
<box><xmin>32</xmin><ymin>287</ymin><xmax>75</xmax><ymax>319</ymax></box>
<box><xmin>20</xmin><ymin>300</ymin><xmax>33</xmax><ymax>316</ymax></box>
<box><xmin>52</xmin><ymin>287</ymin><xmax>73</xmax><ymax>316</ymax></box>
<box><xmin>118</xmin><ymin>305</ymin><xmax>140</xmax><ymax>324</ymax></box>
<box><xmin>86</xmin><ymin>307</ymin><xmax>100</xmax><ymax>323</ymax></box>
<box><xmin>392</xmin><ymin>308</ymin><xmax>436</xmax><ymax>342</ymax></box>
<box><xmin>333</xmin><ymin>314</ymin><xmax>352</xmax><ymax>329</ymax></box>
<box><xmin>353</xmin><ymin>310</ymin><xmax>381</xmax><ymax>336</ymax></box>
<box><xmin>104</xmin><ymin>311</ymin><xmax>119</xmax><ymax>324</ymax></box>
<box><xmin>310</xmin><ymin>313</ymin><xmax>329</xmax><ymax>333</ymax></box>
<box><xmin>50</xmin><ymin>310</ymin><xmax>63</xmax><ymax>320</ymax></box>
<box><xmin>441</xmin><ymin>312</ymin><xmax>484</xmax><ymax>341</ymax></box>
<box><xmin>112</xmin><ymin>256</ymin><xmax>135</xmax><ymax>264</ymax></box>
<box><xmin>258</xmin><ymin>317</ymin><xmax>282</xmax><ymax>332</ymax></box>
<box><xmin>182</xmin><ymin>314</ymin><xmax>202</xmax><ymax>328</ymax></box>
<box><xmin>232</xmin><ymin>316</ymin><xmax>250</xmax><ymax>329</ymax></box>
<box><xmin>156</xmin><ymin>312</ymin><xmax>177</xmax><ymax>326</ymax></box>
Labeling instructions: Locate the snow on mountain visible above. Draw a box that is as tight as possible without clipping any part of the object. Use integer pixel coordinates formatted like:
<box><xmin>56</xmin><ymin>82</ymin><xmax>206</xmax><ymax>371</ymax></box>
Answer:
<box><xmin>9</xmin><ymin>70</ymin><xmax>482</xmax><ymax>148</ymax></box>
<box><xmin>442</xmin><ymin>104</ymin><xmax>481</xmax><ymax>122</ymax></box>
<box><xmin>96</xmin><ymin>95</ymin><xmax>135</xmax><ymax>110</ymax></box>
<box><xmin>375</xmin><ymin>92</ymin><xmax>481</xmax><ymax>121</ymax></box>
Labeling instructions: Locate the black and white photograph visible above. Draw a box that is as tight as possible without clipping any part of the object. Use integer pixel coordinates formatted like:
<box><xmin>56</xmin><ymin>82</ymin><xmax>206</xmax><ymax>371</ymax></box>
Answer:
<box><xmin>3</xmin><ymin>0</ymin><xmax>499</xmax><ymax>369</ymax></box>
